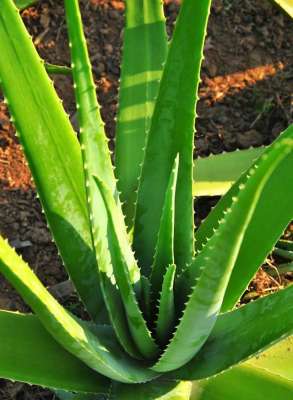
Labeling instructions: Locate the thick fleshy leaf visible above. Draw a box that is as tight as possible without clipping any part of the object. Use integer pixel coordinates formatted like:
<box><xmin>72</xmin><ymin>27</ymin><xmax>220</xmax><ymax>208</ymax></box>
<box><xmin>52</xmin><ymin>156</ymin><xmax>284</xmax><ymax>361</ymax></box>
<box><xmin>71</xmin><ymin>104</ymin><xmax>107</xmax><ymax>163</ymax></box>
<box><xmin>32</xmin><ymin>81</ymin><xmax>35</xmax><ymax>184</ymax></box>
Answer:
<box><xmin>152</xmin><ymin>136</ymin><xmax>293</xmax><ymax>372</ymax></box>
<box><xmin>93</xmin><ymin>177</ymin><xmax>159</xmax><ymax>359</ymax></box>
<box><xmin>55</xmin><ymin>392</ymin><xmax>100</xmax><ymax>400</ymax></box>
<box><xmin>15</xmin><ymin>0</ymin><xmax>36</xmax><ymax>9</ymax></box>
<box><xmin>191</xmin><ymin>336</ymin><xmax>293</xmax><ymax>399</ymax></box>
<box><xmin>0</xmin><ymin>0</ymin><xmax>104</xmax><ymax>322</ymax></box>
<box><xmin>115</xmin><ymin>0</ymin><xmax>168</xmax><ymax>228</ymax></box>
<box><xmin>133</xmin><ymin>0</ymin><xmax>212</xmax><ymax>274</ymax></box>
<box><xmin>271</xmin><ymin>262</ymin><xmax>293</xmax><ymax>275</ymax></box>
<box><xmin>0</xmin><ymin>310</ymin><xmax>109</xmax><ymax>394</ymax></box>
<box><xmin>169</xmin><ymin>285</ymin><xmax>293</xmax><ymax>380</ymax></box>
<box><xmin>64</xmin><ymin>0</ymin><xmax>139</xmax><ymax>355</ymax></box>
<box><xmin>191</xmin><ymin>364</ymin><xmax>293</xmax><ymax>400</ymax></box>
<box><xmin>156</xmin><ymin>264</ymin><xmax>176</xmax><ymax>345</ymax></box>
<box><xmin>193</xmin><ymin>147</ymin><xmax>266</xmax><ymax>196</ymax></box>
<box><xmin>0</xmin><ymin>237</ymin><xmax>159</xmax><ymax>383</ymax></box>
<box><xmin>273</xmin><ymin>247</ymin><xmax>293</xmax><ymax>261</ymax></box>
<box><xmin>44</xmin><ymin>63</ymin><xmax>72</xmax><ymax>75</ymax></box>
<box><xmin>276</xmin><ymin>239</ymin><xmax>293</xmax><ymax>251</ymax></box>
<box><xmin>247</xmin><ymin>335</ymin><xmax>293</xmax><ymax>381</ymax></box>
<box><xmin>111</xmin><ymin>380</ymin><xmax>192</xmax><ymax>400</ymax></box>
<box><xmin>193</xmin><ymin>124</ymin><xmax>293</xmax><ymax>312</ymax></box>
<box><xmin>57</xmin><ymin>380</ymin><xmax>193</xmax><ymax>400</ymax></box>
<box><xmin>151</xmin><ymin>155</ymin><xmax>179</xmax><ymax>300</ymax></box>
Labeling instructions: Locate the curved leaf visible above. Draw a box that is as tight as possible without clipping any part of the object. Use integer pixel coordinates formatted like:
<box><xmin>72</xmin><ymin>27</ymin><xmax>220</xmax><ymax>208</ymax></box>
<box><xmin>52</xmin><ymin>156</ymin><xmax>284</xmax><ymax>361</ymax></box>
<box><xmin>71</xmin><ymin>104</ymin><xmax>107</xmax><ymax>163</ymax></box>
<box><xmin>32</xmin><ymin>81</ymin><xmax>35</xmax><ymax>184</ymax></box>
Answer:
<box><xmin>0</xmin><ymin>236</ymin><xmax>159</xmax><ymax>383</ymax></box>
<box><xmin>115</xmin><ymin>0</ymin><xmax>168</xmax><ymax>228</ymax></box>
<box><xmin>111</xmin><ymin>380</ymin><xmax>192</xmax><ymax>400</ymax></box>
<box><xmin>133</xmin><ymin>0</ymin><xmax>212</xmax><ymax>274</ymax></box>
<box><xmin>191</xmin><ymin>364</ymin><xmax>293</xmax><ymax>400</ymax></box>
<box><xmin>0</xmin><ymin>0</ymin><xmax>104</xmax><ymax>322</ymax></box>
<box><xmin>152</xmin><ymin>137</ymin><xmax>293</xmax><ymax>372</ymax></box>
<box><xmin>193</xmin><ymin>124</ymin><xmax>293</xmax><ymax>312</ymax></box>
<box><xmin>64</xmin><ymin>0</ymin><xmax>139</xmax><ymax>355</ymax></box>
<box><xmin>156</xmin><ymin>264</ymin><xmax>176</xmax><ymax>345</ymax></box>
<box><xmin>247</xmin><ymin>335</ymin><xmax>293</xmax><ymax>381</ymax></box>
<box><xmin>93</xmin><ymin>177</ymin><xmax>159</xmax><ymax>359</ymax></box>
<box><xmin>169</xmin><ymin>285</ymin><xmax>293</xmax><ymax>380</ymax></box>
<box><xmin>151</xmin><ymin>155</ymin><xmax>179</xmax><ymax>300</ymax></box>
<box><xmin>0</xmin><ymin>310</ymin><xmax>109</xmax><ymax>394</ymax></box>
<box><xmin>193</xmin><ymin>147</ymin><xmax>266</xmax><ymax>196</ymax></box>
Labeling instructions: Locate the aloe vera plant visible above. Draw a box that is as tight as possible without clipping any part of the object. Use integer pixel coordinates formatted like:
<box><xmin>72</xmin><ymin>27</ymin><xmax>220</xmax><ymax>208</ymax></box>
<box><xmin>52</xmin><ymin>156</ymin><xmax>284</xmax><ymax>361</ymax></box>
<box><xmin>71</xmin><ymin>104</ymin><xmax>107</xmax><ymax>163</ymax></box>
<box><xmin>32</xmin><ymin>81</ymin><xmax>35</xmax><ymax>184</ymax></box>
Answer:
<box><xmin>0</xmin><ymin>0</ymin><xmax>293</xmax><ymax>399</ymax></box>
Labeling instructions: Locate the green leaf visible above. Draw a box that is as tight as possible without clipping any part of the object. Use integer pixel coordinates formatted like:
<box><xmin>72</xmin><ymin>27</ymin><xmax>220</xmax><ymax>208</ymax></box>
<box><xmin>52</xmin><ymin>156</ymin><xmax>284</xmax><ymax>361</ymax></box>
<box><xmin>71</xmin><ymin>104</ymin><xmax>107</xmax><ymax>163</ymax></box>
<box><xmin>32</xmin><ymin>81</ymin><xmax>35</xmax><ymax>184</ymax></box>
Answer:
<box><xmin>44</xmin><ymin>63</ymin><xmax>72</xmax><ymax>76</ymax></box>
<box><xmin>133</xmin><ymin>0</ymin><xmax>212</xmax><ymax>274</ymax></box>
<box><xmin>156</xmin><ymin>264</ymin><xmax>176</xmax><ymax>345</ymax></box>
<box><xmin>191</xmin><ymin>364</ymin><xmax>293</xmax><ymax>400</ymax></box>
<box><xmin>55</xmin><ymin>391</ymin><xmax>101</xmax><ymax>400</ymax></box>
<box><xmin>247</xmin><ymin>335</ymin><xmax>293</xmax><ymax>381</ymax></box>
<box><xmin>193</xmin><ymin>147</ymin><xmax>266</xmax><ymax>196</ymax></box>
<box><xmin>270</xmin><ymin>262</ymin><xmax>293</xmax><ymax>276</ymax></box>
<box><xmin>14</xmin><ymin>0</ymin><xmax>36</xmax><ymax>9</ymax></box>
<box><xmin>151</xmin><ymin>155</ymin><xmax>179</xmax><ymax>300</ymax></box>
<box><xmin>56</xmin><ymin>380</ymin><xmax>193</xmax><ymax>400</ymax></box>
<box><xmin>169</xmin><ymin>284</ymin><xmax>293</xmax><ymax>380</ymax></box>
<box><xmin>273</xmin><ymin>247</ymin><xmax>293</xmax><ymax>261</ymax></box>
<box><xmin>93</xmin><ymin>177</ymin><xmax>159</xmax><ymax>359</ymax></box>
<box><xmin>64</xmin><ymin>0</ymin><xmax>115</xmax><ymax>192</ymax></box>
<box><xmin>276</xmin><ymin>239</ymin><xmax>293</xmax><ymax>251</ymax></box>
<box><xmin>140</xmin><ymin>275</ymin><xmax>152</xmax><ymax>323</ymax></box>
<box><xmin>191</xmin><ymin>335</ymin><xmax>293</xmax><ymax>399</ymax></box>
<box><xmin>115</xmin><ymin>0</ymin><xmax>168</xmax><ymax>229</ymax></box>
<box><xmin>64</xmin><ymin>0</ymin><xmax>140</xmax><ymax>353</ymax></box>
<box><xmin>194</xmin><ymin>124</ymin><xmax>293</xmax><ymax>312</ymax></box>
<box><xmin>0</xmin><ymin>236</ymin><xmax>159</xmax><ymax>383</ymax></box>
<box><xmin>111</xmin><ymin>380</ymin><xmax>192</xmax><ymax>400</ymax></box>
<box><xmin>0</xmin><ymin>310</ymin><xmax>109</xmax><ymax>394</ymax></box>
<box><xmin>0</xmin><ymin>0</ymin><xmax>104</xmax><ymax>322</ymax></box>
<box><xmin>152</xmin><ymin>136</ymin><xmax>293</xmax><ymax>373</ymax></box>
<box><xmin>273</xmin><ymin>0</ymin><xmax>293</xmax><ymax>17</ymax></box>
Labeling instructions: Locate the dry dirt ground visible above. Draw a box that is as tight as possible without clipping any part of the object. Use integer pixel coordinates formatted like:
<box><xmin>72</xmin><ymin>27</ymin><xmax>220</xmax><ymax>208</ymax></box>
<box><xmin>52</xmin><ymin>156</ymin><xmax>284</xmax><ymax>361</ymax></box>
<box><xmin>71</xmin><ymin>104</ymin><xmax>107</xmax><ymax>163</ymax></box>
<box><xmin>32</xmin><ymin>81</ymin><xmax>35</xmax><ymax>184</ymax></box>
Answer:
<box><xmin>0</xmin><ymin>0</ymin><xmax>292</xmax><ymax>398</ymax></box>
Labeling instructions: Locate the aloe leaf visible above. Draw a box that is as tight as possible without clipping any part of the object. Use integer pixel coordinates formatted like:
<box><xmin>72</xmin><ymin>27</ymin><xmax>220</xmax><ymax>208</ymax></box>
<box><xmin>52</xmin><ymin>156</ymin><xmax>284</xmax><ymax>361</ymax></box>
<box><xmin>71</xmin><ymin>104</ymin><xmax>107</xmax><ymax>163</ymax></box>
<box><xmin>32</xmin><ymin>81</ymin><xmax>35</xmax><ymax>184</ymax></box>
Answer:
<box><xmin>150</xmin><ymin>155</ymin><xmax>179</xmax><ymax>300</ymax></box>
<box><xmin>0</xmin><ymin>0</ymin><xmax>105</xmax><ymax>322</ymax></box>
<box><xmin>193</xmin><ymin>147</ymin><xmax>266</xmax><ymax>196</ymax></box>
<box><xmin>115</xmin><ymin>0</ymin><xmax>168</xmax><ymax>229</ymax></box>
<box><xmin>273</xmin><ymin>247</ymin><xmax>293</xmax><ymax>261</ymax></box>
<box><xmin>269</xmin><ymin>262</ymin><xmax>293</xmax><ymax>276</ymax></box>
<box><xmin>274</xmin><ymin>0</ymin><xmax>293</xmax><ymax>17</ymax></box>
<box><xmin>247</xmin><ymin>335</ymin><xmax>293</xmax><ymax>381</ymax></box>
<box><xmin>152</xmin><ymin>137</ymin><xmax>293</xmax><ymax>372</ymax></box>
<box><xmin>169</xmin><ymin>284</ymin><xmax>293</xmax><ymax>380</ymax></box>
<box><xmin>64</xmin><ymin>0</ymin><xmax>115</xmax><ymax>192</ymax></box>
<box><xmin>55</xmin><ymin>392</ymin><xmax>100</xmax><ymax>400</ymax></box>
<box><xmin>194</xmin><ymin>124</ymin><xmax>293</xmax><ymax>312</ymax></box>
<box><xmin>276</xmin><ymin>239</ymin><xmax>293</xmax><ymax>251</ymax></box>
<box><xmin>156</xmin><ymin>264</ymin><xmax>176</xmax><ymax>345</ymax></box>
<box><xmin>140</xmin><ymin>275</ymin><xmax>152</xmax><ymax>322</ymax></box>
<box><xmin>0</xmin><ymin>237</ymin><xmax>159</xmax><ymax>383</ymax></box>
<box><xmin>133</xmin><ymin>0</ymin><xmax>212</xmax><ymax>274</ymax></box>
<box><xmin>111</xmin><ymin>380</ymin><xmax>192</xmax><ymax>400</ymax></box>
<box><xmin>93</xmin><ymin>177</ymin><xmax>159</xmax><ymax>359</ymax></box>
<box><xmin>0</xmin><ymin>310</ymin><xmax>109</xmax><ymax>394</ymax></box>
<box><xmin>191</xmin><ymin>364</ymin><xmax>293</xmax><ymax>400</ymax></box>
<box><xmin>15</xmin><ymin>0</ymin><xmax>36</xmax><ymax>9</ymax></box>
<box><xmin>64</xmin><ymin>0</ymin><xmax>141</xmax><ymax>355</ymax></box>
<box><xmin>45</xmin><ymin>63</ymin><xmax>72</xmax><ymax>76</ymax></box>
<box><xmin>191</xmin><ymin>335</ymin><xmax>293</xmax><ymax>399</ymax></box>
